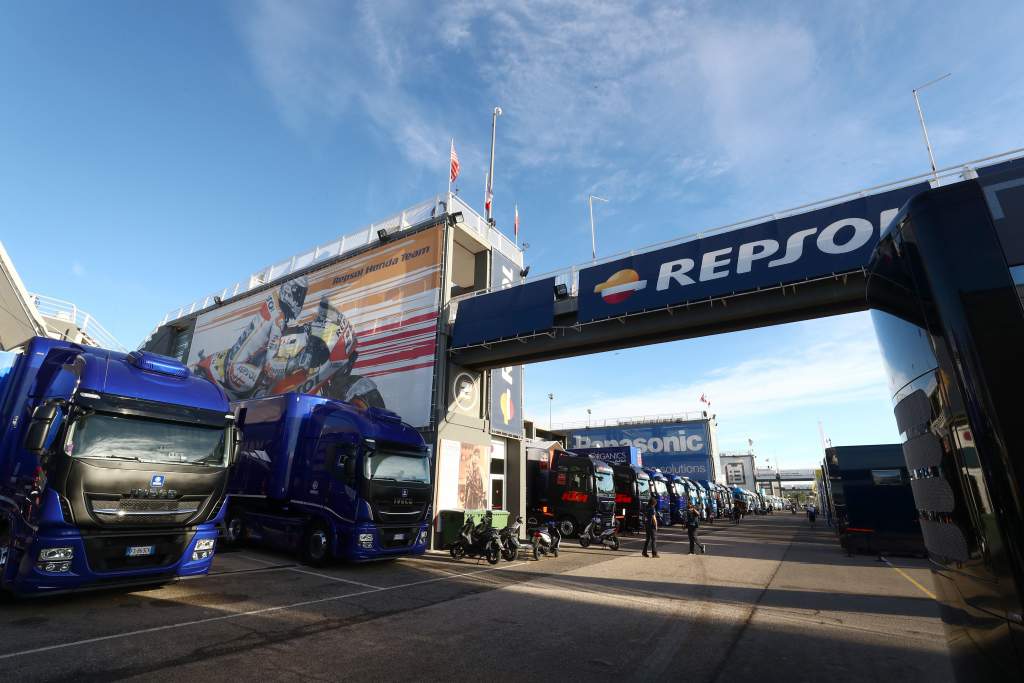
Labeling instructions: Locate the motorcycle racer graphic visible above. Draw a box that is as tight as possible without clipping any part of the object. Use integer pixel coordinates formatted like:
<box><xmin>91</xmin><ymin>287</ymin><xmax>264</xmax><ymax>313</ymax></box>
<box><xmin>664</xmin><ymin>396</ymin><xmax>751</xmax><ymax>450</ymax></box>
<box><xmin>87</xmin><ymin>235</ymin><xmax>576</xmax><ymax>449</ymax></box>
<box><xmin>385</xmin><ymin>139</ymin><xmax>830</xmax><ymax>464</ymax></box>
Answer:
<box><xmin>191</xmin><ymin>275</ymin><xmax>386</xmax><ymax>410</ymax></box>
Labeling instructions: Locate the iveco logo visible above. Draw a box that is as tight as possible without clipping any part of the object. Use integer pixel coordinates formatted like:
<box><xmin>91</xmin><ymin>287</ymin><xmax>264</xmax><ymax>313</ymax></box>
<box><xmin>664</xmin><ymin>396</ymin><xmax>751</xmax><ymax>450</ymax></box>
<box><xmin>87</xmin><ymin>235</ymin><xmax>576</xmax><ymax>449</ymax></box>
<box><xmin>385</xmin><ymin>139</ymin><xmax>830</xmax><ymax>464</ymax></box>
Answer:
<box><xmin>393</xmin><ymin>498</ymin><xmax>414</xmax><ymax>505</ymax></box>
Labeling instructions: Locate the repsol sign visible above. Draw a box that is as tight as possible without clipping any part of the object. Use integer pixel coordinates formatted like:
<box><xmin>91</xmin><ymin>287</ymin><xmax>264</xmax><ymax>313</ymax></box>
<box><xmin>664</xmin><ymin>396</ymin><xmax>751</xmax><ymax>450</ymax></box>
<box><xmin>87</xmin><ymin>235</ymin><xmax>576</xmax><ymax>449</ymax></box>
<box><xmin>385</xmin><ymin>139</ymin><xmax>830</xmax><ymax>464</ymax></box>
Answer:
<box><xmin>577</xmin><ymin>181</ymin><xmax>928</xmax><ymax>322</ymax></box>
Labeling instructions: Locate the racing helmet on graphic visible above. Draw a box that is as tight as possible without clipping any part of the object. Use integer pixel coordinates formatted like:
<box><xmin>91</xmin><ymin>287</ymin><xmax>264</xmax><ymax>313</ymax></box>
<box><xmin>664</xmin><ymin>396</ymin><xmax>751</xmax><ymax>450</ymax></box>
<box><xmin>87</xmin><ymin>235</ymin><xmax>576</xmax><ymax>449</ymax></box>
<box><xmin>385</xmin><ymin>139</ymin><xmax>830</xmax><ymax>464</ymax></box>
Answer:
<box><xmin>278</xmin><ymin>276</ymin><xmax>309</xmax><ymax>321</ymax></box>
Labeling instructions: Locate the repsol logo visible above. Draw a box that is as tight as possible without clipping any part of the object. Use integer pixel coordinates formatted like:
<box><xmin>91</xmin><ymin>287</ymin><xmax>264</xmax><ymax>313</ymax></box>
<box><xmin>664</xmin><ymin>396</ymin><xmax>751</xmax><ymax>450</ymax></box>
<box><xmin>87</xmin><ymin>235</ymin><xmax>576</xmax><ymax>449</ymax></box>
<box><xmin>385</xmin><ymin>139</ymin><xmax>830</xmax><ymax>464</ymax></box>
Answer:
<box><xmin>573</xmin><ymin>430</ymin><xmax>705</xmax><ymax>454</ymax></box>
<box><xmin>653</xmin><ymin>209</ymin><xmax>898</xmax><ymax>291</ymax></box>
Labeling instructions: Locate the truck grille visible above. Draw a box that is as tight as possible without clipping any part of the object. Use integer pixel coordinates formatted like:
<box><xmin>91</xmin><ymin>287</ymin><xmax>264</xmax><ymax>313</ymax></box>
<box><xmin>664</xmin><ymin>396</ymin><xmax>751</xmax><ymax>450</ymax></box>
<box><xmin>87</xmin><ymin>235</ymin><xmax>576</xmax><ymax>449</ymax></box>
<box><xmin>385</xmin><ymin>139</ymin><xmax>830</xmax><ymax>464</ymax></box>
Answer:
<box><xmin>89</xmin><ymin>497</ymin><xmax>203</xmax><ymax>525</ymax></box>
<box><xmin>82</xmin><ymin>532</ymin><xmax>191</xmax><ymax>572</ymax></box>
<box><xmin>376</xmin><ymin>503</ymin><xmax>426</xmax><ymax>521</ymax></box>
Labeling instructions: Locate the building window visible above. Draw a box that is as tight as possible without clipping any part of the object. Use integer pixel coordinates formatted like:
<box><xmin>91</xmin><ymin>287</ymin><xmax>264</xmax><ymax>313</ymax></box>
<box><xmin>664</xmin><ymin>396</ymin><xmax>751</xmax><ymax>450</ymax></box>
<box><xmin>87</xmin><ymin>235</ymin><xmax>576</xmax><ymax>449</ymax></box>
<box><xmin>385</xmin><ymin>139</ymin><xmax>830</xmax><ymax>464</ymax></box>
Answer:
<box><xmin>726</xmin><ymin>463</ymin><xmax>745</xmax><ymax>484</ymax></box>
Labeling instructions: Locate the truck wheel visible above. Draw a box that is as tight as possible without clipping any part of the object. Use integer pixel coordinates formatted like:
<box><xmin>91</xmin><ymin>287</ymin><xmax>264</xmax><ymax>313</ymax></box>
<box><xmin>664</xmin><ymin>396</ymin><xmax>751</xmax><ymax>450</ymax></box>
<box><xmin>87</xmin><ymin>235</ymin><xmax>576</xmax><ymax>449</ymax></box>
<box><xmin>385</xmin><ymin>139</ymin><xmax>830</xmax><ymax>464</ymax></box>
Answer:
<box><xmin>302</xmin><ymin>522</ymin><xmax>331</xmax><ymax>566</ymax></box>
<box><xmin>558</xmin><ymin>517</ymin><xmax>577</xmax><ymax>538</ymax></box>
<box><xmin>224</xmin><ymin>513</ymin><xmax>246</xmax><ymax>546</ymax></box>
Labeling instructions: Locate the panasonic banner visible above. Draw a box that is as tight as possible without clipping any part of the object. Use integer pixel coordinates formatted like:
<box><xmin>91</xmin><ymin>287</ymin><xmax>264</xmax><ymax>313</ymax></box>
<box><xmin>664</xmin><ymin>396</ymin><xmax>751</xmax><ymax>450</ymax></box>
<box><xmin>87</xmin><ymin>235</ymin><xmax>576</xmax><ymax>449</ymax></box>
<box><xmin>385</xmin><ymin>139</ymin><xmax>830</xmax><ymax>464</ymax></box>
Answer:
<box><xmin>565</xmin><ymin>420</ymin><xmax>712</xmax><ymax>479</ymax></box>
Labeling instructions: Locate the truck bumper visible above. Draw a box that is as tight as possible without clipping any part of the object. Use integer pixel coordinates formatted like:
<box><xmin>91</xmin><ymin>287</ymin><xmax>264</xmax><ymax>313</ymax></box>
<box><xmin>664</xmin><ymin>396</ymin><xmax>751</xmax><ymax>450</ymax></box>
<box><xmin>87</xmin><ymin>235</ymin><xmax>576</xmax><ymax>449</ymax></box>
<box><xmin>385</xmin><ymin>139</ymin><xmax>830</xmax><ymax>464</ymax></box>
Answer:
<box><xmin>6</xmin><ymin>525</ymin><xmax>220</xmax><ymax>596</ymax></box>
<box><xmin>345</xmin><ymin>521</ymin><xmax>430</xmax><ymax>562</ymax></box>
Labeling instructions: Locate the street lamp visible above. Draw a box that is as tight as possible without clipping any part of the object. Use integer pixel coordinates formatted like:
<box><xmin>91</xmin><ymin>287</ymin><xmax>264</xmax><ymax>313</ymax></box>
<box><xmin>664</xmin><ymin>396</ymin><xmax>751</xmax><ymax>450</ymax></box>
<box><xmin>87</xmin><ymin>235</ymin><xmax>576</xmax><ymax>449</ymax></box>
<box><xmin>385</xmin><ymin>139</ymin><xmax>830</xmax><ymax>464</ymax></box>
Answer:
<box><xmin>586</xmin><ymin>408</ymin><xmax>591</xmax><ymax>427</ymax></box>
<box><xmin>486</xmin><ymin>106</ymin><xmax>503</xmax><ymax>222</ymax></box>
<box><xmin>548</xmin><ymin>393</ymin><xmax>555</xmax><ymax>430</ymax></box>
<box><xmin>912</xmin><ymin>73</ymin><xmax>951</xmax><ymax>183</ymax></box>
<box><xmin>588</xmin><ymin>195</ymin><xmax>608</xmax><ymax>261</ymax></box>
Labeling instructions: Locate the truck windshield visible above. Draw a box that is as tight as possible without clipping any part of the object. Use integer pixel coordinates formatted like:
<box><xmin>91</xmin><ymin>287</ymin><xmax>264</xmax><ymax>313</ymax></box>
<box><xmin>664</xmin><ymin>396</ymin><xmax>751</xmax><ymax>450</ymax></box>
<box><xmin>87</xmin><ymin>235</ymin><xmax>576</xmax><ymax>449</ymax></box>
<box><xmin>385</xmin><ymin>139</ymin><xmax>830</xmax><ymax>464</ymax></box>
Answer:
<box><xmin>637</xmin><ymin>477</ymin><xmax>650</xmax><ymax>498</ymax></box>
<box><xmin>366</xmin><ymin>451</ymin><xmax>430</xmax><ymax>484</ymax></box>
<box><xmin>653</xmin><ymin>480</ymin><xmax>668</xmax><ymax>497</ymax></box>
<box><xmin>595</xmin><ymin>469</ymin><xmax>615</xmax><ymax>496</ymax></box>
<box><xmin>67</xmin><ymin>413</ymin><xmax>226</xmax><ymax>466</ymax></box>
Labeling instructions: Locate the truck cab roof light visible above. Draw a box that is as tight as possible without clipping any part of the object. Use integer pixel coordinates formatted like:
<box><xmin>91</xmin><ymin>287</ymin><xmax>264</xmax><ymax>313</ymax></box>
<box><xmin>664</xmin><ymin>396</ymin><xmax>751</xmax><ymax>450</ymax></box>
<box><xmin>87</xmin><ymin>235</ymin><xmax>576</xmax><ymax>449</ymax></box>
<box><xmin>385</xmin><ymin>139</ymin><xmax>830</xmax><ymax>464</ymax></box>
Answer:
<box><xmin>127</xmin><ymin>351</ymin><xmax>190</xmax><ymax>379</ymax></box>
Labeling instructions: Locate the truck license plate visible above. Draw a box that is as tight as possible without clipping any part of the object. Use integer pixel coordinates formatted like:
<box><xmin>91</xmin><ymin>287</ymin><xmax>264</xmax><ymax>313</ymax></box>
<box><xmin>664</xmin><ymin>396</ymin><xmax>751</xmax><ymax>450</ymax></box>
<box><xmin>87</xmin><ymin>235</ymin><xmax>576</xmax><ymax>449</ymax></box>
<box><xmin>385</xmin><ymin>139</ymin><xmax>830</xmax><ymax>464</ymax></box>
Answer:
<box><xmin>126</xmin><ymin>545</ymin><xmax>156</xmax><ymax>557</ymax></box>
<box><xmin>392</xmin><ymin>533</ymin><xmax>406</xmax><ymax>540</ymax></box>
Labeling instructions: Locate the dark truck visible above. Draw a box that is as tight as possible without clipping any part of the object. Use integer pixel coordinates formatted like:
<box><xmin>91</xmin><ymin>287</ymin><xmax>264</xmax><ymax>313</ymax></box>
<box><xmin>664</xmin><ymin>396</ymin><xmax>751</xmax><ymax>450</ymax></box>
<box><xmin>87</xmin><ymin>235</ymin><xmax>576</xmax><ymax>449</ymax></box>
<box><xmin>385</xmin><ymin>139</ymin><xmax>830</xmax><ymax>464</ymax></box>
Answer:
<box><xmin>866</xmin><ymin>159</ymin><xmax>1024</xmax><ymax>679</ymax></box>
<box><xmin>0</xmin><ymin>338</ymin><xmax>237</xmax><ymax>596</ymax></box>
<box><xmin>825</xmin><ymin>444</ymin><xmax>924</xmax><ymax>556</ymax></box>
<box><xmin>570</xmin><ymin>446</ymin><xmax>648</xmax><ymax>532</ymax></box>
<box><xmin>224</xmin><ymin>393</ymin><xmax>431</xmax><ymax>563</ymax></box>
<box><xmin>526</xmin><ymin>447</ymin><xmax>616</xmax><ymax>537</ymax></box>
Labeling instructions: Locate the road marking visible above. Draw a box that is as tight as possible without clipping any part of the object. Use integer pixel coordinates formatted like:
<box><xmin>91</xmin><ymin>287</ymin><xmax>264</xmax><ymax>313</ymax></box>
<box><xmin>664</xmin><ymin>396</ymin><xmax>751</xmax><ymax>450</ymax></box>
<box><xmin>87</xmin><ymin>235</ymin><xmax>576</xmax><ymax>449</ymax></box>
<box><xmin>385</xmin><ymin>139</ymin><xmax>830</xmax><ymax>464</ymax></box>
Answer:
<box><xmin>232</xmin><ymin>552</ymin><xmax>285</xmax><ymax>566</ymax></box>
<box><xmin>287</xmin><ymin>567</ymin><xmax>381</xmax><ymax>589</ymax></box>
<box><xmin>0</xmin><ymin>561</ymin><xmax>529</xmax><ymax>662</ymax></box>
<box><xmin>881</xmin><ymin>556</ymin><xmax>937</xmax><ymax>600</ymax></box>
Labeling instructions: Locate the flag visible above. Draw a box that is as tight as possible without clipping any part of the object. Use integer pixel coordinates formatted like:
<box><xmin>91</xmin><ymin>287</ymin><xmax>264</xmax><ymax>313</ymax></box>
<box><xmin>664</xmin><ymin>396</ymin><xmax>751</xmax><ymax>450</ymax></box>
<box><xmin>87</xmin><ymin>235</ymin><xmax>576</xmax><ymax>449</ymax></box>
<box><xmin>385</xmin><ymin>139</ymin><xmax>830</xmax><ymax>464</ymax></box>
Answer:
<box><xmin>449</xmin><ymin>139</ymin><xmax>460</xmax><ymax>183</ymax></box>
<box><xmin>514</xmin><ymin>203</ymin><xmax>519</xmax><ymax>239</ymax></box>
<box><xmin>485</xmin><ymin>175</ymin><xmax>492</xmax><ymax>214</ymax></box>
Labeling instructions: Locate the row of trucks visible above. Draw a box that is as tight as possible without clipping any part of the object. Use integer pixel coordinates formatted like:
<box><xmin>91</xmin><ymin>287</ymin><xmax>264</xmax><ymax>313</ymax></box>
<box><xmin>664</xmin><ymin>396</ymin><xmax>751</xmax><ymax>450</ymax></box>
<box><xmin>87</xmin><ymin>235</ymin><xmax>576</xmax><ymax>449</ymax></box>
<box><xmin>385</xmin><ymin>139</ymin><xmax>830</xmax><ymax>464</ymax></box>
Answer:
<box><xmin>0</xmin><ymin>337</ymin><xmax>430</xmax><ymax>597</ymax></box>
<box><xmin>525</xmin><ymin>444</ymin><xmax>738</xmax><ymax>536</ymax></box>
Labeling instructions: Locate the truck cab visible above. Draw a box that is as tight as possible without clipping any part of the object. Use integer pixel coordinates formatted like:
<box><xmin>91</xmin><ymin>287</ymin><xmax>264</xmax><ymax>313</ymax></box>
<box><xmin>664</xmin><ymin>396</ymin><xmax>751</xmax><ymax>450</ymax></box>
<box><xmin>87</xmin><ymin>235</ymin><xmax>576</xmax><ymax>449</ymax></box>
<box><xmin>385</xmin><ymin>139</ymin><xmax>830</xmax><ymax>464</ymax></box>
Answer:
<box><xmin>0</xmin><ymin>338</ymin><xmax>236</xmax><ymax>596</ymax></box>
<box><xmin>527</xmin><ymin>449</ymin><xmax>616</xmax><ymax>537</ymax></box>
<box><xmin>612</xmin><ymin>464</ymin><xmax>650</xmax><ymax>532</ymax></box>
<box><xmin>643</xmin><ymin>468</ymin><xmax>671</xmax><ymax>526</ymax></box>
<box><xmin>226</xmin><ymin>393</ymin><xmax>431</xmax><ymax>563</ymax></box>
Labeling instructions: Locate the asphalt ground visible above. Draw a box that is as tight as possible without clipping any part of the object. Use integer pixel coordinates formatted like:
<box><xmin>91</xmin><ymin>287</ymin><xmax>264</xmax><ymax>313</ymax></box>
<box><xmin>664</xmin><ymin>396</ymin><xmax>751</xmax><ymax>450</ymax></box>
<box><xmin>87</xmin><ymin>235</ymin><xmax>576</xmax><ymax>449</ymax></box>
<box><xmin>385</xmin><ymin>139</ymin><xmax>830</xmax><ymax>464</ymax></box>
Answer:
<box><xmin>0</xmin><ymin>514</ymin><xmax>952</xmax><ymax>682</ymax></box>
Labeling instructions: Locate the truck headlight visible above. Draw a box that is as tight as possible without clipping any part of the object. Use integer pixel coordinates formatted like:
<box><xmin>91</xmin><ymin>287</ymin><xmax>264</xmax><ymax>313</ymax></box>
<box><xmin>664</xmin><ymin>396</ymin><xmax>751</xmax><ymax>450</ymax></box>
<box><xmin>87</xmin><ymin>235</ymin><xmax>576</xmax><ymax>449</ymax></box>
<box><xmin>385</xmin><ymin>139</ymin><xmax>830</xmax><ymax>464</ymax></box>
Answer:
<box><xmin>358</xmin><ymin>533</ymin><xmax>373</xmax><ymax>548</ymax></box>
<box><xmin>192</xmin><ymin>538</ymin><xmax>216</xmax><ymax>561</ymax></box>
<box><xmin>39</xmin><ymin>547</ymin><xmax>74</xmax><ymax>561</ymax></box>
<box><xmin>37</xmin><ymin>561</ymin><xmax>72</xmax><ymax>573</ymax></box>
<box><xmin>417</xmin><ymin>530</ymin><xmax>428</xmax><ymax>545</ymax></box>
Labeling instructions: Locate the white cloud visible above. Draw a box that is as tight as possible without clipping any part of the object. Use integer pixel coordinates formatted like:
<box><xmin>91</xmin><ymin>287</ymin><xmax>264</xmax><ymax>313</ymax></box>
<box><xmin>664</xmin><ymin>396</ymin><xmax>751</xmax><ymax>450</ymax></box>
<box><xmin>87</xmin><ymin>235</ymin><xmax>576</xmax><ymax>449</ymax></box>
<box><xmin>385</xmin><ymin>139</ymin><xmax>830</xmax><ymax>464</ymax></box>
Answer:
<box><xmin>537</xmin><ymin>316</ymin><xmax>889</xmax><ymax>426</ymax></box>
<box><xmin>71</xmin><ymin>262</ymin><xmax>86</xmax><ymax>277</ymax></box>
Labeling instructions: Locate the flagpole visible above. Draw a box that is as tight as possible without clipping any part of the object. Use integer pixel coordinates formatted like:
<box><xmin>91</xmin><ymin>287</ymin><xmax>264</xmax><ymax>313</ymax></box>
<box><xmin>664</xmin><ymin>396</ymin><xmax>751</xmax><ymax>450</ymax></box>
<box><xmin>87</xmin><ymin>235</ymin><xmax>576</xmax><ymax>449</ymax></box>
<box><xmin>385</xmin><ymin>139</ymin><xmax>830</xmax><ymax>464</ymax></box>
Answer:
<box><xmin>486</xmin><ymin>106</ymin><xmax>502</xmax><ymax>224</ymax></box>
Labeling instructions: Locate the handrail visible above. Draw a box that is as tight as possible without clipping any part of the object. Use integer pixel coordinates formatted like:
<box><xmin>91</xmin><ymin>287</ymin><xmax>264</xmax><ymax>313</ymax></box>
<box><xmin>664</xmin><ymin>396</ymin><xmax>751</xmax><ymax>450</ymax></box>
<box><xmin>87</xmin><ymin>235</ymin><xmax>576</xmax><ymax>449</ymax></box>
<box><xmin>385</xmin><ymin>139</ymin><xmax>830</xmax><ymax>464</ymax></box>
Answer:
<box><xmin>450</xmin><ymin>147</ymin><xmax>1024</xmax><ymax>304</ymax></box>
<box><xmin>550</xmin><ymin>411</ymin><xmax>709</xmax><ymax>431</ymax></box>
<box><xmin>28</xmin><ymin>293</ymin><xmax>126</xmax><ymax>351</ymax></box>
<box><xmin>161</xmin><ymin>193</ymin><xmax>522</xmax><ymax>325</ymax></box>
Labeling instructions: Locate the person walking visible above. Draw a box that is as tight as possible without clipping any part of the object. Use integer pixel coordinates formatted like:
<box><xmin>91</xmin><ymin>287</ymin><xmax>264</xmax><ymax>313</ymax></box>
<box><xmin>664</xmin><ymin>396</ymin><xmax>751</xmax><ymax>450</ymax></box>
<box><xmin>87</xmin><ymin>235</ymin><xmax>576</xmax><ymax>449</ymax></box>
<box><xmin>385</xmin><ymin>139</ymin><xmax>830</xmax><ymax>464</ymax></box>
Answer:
<box><xmin>686</xmin><ymin>504</ymin><xmax>705</xmax><ymax>554</ymax></box>
<box><xmin>642</xmin><ymin>495</ymin><xmax>659</xmax><ymax>558</ymax></box>
<box><xmin>807</xmin><ymin>504</ymin><xmax>817</xmax><ymax>526</ymax></box>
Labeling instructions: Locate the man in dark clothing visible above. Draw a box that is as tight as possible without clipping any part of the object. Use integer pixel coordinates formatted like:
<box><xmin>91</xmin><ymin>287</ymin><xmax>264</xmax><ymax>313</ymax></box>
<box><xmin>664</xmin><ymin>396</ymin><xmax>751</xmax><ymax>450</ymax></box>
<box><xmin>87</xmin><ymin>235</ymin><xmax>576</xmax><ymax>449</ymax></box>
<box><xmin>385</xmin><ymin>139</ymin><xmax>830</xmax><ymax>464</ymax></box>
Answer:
<box><xmin>686</xmin><ymin>504</ymin><xmax>706</xmax><ymax>554</ymax></box>
<box><xmin>642</xmin><ymin>495</ymin><xmax>659</xmax><ymax>558</ymax></box>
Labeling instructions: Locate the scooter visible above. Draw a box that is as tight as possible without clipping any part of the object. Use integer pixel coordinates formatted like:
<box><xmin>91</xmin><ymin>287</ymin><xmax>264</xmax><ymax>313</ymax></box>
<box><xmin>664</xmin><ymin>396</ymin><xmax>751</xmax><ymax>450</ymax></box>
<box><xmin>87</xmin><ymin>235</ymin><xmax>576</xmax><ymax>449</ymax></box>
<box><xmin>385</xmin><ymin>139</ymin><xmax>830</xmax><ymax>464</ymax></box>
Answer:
<box><xmin>499</xmin><ymin>516</ymin><xmax>523</xmax><ymax>562</ymax></box>
<box><xmin>532</xmin><ymin>520</ymin><xmax>561</xmax><ymax>560</ymax></box>
<box><xmin>449</xmin><ymin>515</ymin><xmax>501</xmax><ymax>565</ymax></box>
<box><xmin>578</xmin><ymin>514</ymin><xmax>620</xmax><ymax>551</ymax></box>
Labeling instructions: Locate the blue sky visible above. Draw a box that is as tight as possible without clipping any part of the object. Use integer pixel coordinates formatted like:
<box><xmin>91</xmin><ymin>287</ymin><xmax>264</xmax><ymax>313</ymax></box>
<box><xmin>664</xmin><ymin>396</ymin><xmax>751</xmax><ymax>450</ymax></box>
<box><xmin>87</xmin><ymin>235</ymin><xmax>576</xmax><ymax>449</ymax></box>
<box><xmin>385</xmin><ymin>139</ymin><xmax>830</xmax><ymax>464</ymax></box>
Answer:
<box><xmin>3</xmin><ymin>1</ymin><xmax>1022</xmax><ymax>468</ymax></box>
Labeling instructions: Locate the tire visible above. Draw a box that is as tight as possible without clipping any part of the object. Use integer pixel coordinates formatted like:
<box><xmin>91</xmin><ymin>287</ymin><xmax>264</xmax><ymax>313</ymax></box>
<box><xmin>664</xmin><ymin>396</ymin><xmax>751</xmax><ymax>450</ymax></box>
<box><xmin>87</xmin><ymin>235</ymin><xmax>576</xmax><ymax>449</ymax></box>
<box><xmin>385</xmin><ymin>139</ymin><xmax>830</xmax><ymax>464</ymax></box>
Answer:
<box><xmin>450</xmin><ymin>542</ymin><xmax>466</xmax><ymax>560</ymax></box>
<box><xmin>609</xmin><ymin>536</ymin><xmax>620</xmax><ymax>551</ymax></box>
<box><xmin>502</xmin><ymin>544</ymin><xmax>519</xmax><ymax>562</ymax></box>
<box><xmin>302</xmin><ymin>521</ymin><xmax>332</xmax><ymax>566</ymax></box>
<box><xmin>578</xmin><ymin>534</ymin><xmax>591</xmax><ymax>548</ymax></box>
<box><xmin>551</xmin><ymin>547</ymin><xmax>559</xmax><ymax>558</ymax></box>
<box><xmin>558</xmin><ymin>516</ymin><xmax>577</xmax><ymax>538</ymax></box>
<box><xmin>223</xmin><ymin>512</ymin><xmax>246</xmax><ymax>546</ymax></box>
<box><xmin>486</xmin><ymin>540</ymin><xmax>501</xmax><ymax>565</ymax></box>
<box><xmin>532</xmin><ymin>540</ymin><xmax>542</xmax><ymax>560</ymax></box>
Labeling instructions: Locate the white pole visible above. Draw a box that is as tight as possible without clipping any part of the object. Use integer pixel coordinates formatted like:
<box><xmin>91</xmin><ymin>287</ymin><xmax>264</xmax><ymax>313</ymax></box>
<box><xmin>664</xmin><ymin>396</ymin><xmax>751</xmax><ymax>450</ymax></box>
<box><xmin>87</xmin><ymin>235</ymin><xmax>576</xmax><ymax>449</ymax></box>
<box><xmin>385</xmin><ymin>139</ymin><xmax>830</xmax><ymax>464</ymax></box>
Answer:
<box><xmin>588</xmin><ymin>194</ymin><xmax>608</xmax><ymax>261</ymax></box>
<box><xmin>912</xmin><ymin>73</ymin><xmax>951</xmax><ymax>184</ymax></box>
<box><xmin>487</xmin><ymin>106</ymin><xmax>502</xmax><ymax>222</ymax></box>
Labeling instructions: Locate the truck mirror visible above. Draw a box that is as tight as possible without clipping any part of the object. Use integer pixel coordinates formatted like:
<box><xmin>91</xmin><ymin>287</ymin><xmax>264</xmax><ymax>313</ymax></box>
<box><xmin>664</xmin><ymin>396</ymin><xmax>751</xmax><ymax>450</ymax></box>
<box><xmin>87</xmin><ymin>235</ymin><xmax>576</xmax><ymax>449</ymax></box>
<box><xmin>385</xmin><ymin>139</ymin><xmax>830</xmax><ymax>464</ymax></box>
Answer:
<box><xmin>24</xmin><ymin>401</ymin><xmax>63</xmax><ymax>455</ymax></box>
<box><xmin>344</xmin><ymin>447</ymin><xmax>357</xmax><ymax>481</ymax></box>
<box><xmin>227</xmin><ymin>425</ymin><xmax>241</xmax><ymax>466</ymax></box>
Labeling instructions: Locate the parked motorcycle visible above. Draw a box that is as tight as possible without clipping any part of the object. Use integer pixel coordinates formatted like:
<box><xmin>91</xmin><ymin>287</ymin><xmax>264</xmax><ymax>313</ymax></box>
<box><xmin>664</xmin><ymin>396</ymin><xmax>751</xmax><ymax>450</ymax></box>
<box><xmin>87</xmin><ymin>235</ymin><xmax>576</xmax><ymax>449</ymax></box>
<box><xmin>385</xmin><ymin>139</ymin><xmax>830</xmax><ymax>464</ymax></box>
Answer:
<box><xmin>449</xmin><ymin>514</ymin><xmax>501</xmax><ymax>565</ymax></box>
<box><xmin>578</xmin><ymin>514</ymin><xmax>620</xmax><ymax>551</ymax></box>
<box><xmin>532</xmin><ymin>520</ymin><xmax>561</xmax><ymax>560</ymax></box>
<box><xmin>499</xmin><ymin>516</ymin><xmax>523</xmax><ymax>562</ymax></box>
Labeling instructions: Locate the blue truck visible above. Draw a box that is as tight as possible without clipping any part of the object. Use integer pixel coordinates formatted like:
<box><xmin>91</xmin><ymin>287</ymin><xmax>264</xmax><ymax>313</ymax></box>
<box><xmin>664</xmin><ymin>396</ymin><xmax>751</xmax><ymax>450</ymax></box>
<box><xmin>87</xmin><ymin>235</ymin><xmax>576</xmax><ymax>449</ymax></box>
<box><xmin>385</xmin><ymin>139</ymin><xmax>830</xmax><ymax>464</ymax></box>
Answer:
<box><xmin>570</xmin><ymin>446</ymin><xmax>648</xmax><ymax>532</ymax></box>
<box><xmin>643</xmin><ymin>468</ymin><xmax>672</xmax><ymax>526</ymax></box>
<box><xmin>223</xmin><ymin>393</ymin><xmax>431</xmax><ymax>564</ymax></box>
<box><xmin>0</xmin><ymin>338</ymin><xmax>237</xmax><ymax>596</ymax></box>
